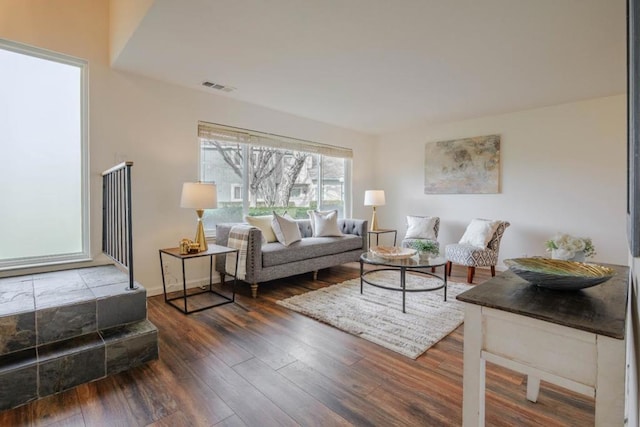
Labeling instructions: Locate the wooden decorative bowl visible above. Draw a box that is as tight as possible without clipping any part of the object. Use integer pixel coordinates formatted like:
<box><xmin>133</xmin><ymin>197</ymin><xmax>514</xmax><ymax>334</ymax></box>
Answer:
<box><xmin>370</xmin><ymin>246</ymin><xmax>417</xmax><ymax>260</ymax></box>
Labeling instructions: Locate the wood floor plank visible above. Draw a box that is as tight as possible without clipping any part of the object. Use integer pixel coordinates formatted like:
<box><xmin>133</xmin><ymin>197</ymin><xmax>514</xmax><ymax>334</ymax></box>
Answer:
<box><xmin>152</xmin><ymin>359</ymin><xmax>235</xmax><ymax>426</ymax></box>
<box><xmin>115</xmin><ymin>362</ymin><xmax>179</xmax><ymax>426</ymax></box>
<box><xmin>214</xmin><ymin>414</ymin><xmax>249</xmax><ymax>427</ymax></box>
<box><xmin>233</xmin><ymin>357</ymin><xmax>352</xmax><ymax>426</ymax></box>
<box><xmin>0</xmin><ymin>401</ymin><xmax>32</xmax><ymax>427</ymax></box>
<box><xmin>278</xmin><ymin>360</ymin><xmax>401</xmax><ymax>427</ymax></box>
<box><xmin>145</xmin><ymin>410</ymin><xmax>194</xmax><ymax>427</ymax></box>
<box><xmin>32</xmin><ymin>389</ymin><xmax>82</xmax><ymax>427</ymax></box>
<box><xmin>76</xmin><ymin>376</ymin><xmax>139</xmax><ymax>426</ymax></box>
<box><xmin>246</xmin><ymin>308</ymin><xmax>366</xmax><ymax>366</ymax></box>
<box><xmin>195</xmin><ymin>312</ymin><xmax>298</xmax><ymax>370</ymax></box>
<box><xmin>39</xmin><ymin>413</ymin><xmax>85</xmax><ymax>427</ymax></box>
<box><xmin>187</xmin><ymin>353</ymin><xmax>298</xmax><ymax>427</ymax></box>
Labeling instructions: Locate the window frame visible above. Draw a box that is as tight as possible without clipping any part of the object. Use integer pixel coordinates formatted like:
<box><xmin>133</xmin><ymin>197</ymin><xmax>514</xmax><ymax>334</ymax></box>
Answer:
<box><xmin>0</xmin><ymin>39</ymin><xmax>90</xmax><ymax>270</ymax></box>
<box><xmin>197</xmin><ymin>122</ymin><xmax>352</xmax><ymax>236</ymax></box>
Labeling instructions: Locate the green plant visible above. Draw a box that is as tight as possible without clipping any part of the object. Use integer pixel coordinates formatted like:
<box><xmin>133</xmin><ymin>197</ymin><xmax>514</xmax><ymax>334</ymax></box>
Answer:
<box><xmin>545</xmin><ymin>233</ymin><xmax>596</xmax><ymax>258</ymax></box>
<box><xmin>410</xmin><ymin>240</ymin><xmax>439</xmax><ymax>256</ymax></box>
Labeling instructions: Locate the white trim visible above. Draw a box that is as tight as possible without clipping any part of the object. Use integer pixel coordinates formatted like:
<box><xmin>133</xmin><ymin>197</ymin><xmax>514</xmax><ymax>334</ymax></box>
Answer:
<box><xmin>198</xmin><ymin>121</ymin><xmax>353</xmax><ymax>159</ymax></box>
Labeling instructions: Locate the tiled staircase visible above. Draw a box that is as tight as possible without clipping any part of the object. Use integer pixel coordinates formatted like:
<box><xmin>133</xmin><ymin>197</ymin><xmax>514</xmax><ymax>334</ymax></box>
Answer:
<box><xmin>0</xmin><ymin>265</ymin><xmax>158</xmax><ymax>410</ymax></box>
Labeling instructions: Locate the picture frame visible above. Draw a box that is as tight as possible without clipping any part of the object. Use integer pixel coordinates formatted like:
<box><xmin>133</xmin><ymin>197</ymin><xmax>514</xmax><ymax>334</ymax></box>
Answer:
<box><xmin>424</xmin><ymin>134</ymin><xmax>500</xmax><ymax>194</ymax></box>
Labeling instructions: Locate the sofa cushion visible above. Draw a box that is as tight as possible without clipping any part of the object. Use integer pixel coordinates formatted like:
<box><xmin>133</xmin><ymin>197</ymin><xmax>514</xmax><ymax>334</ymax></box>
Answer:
<box><xmin>459</xmin><ymin>218</ymin><xmax>500</xmax><ymax>248</ymax></box>
<box><xmin>262</xmin><ymin>235</ymin><xmax>363</xmax><ymax>267</ymax></box>
<box><xmin>244</xmin><ymin>215</ymin><xmax>277</xmax><ymax>243</ymax></box>
<box><xmin>405</xmin><ymin>215</ymin><xmax>437</xmax><ymax>240</ymax></box>
<box><xmin>309</xmin><ymin>210</ymin><xmax>343</xmax><ymax>237</ymax></box>
<box><xmin>271</xmin><ymin>212</ymin><xmax>302</xmax><ymax>246</ymax></box>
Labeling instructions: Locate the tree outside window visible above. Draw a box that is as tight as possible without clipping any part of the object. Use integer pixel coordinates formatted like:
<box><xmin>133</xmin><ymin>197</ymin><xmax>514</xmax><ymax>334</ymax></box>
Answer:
<box><xmin>199</xmin><ymin>137</ymin><xmax>349</xmax><ymax>234</ymax></box>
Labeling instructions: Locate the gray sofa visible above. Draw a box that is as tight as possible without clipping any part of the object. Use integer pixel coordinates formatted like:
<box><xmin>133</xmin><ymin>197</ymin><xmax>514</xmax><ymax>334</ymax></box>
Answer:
<box><xmin>215</xmin><ymin>218</ymin><xmax>368</xmax><ymax>297</ymax></box>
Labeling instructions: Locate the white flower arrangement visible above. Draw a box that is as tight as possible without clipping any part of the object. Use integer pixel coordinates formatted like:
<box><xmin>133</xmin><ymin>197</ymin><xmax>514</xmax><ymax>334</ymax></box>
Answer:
<box><xmin>545</xmin><ymin>233</ymin><xmax>596</xmax><ymax>259</ymax></box>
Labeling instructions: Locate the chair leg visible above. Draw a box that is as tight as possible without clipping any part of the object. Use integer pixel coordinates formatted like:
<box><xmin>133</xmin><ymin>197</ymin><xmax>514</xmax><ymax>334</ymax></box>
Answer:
<box><xmin>490</xmin><ymin>266</ymin><xmax>496</xmax><ymax>277</ymax></box>
<box><xmin>250</xmin><ymin>283</ymin><xmax>258</xmax><ymax>298</ymax></box>
<box><xmin>431</xmin><ymin>267</ymin><xmax>436</xmax><ymax>273</ymax></box>
<box><xmin>467</xmin><ymin>267</ymin><xmax>475</xmax><ymax>284</ymax></box>
<box><xmin>313</xmin><ymin>270</ymin><xmax>318</xmax><ymax>280</ymax></box>
<box><xmin>446</xmin><ymin>261</ymin><xmax>452</xmax><ymax>277</ymax></box>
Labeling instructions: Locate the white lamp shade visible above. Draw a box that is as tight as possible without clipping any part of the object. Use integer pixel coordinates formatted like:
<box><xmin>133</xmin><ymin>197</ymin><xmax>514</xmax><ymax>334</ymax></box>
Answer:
<box><xmin>180</xmin><ymin>182</ymin><xmax>218</xmax><ymax>209</ymax></box>
<box><xmin>364</xmin><ymin>190</ymin><xmax>385</xmax><ymax>206</ymax></box>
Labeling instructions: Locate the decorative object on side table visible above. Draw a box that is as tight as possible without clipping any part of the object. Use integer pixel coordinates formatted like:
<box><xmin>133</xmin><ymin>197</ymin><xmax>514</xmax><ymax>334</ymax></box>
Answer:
<box><xmin>409</xmin><ymin>239</ymin><xmax>440</xmax><ymax>257</ymax></box>
<box><xmin>180</xmin><ymin>182</ymin><xmax>217</xmax><ymax>252</ymax></box>
<box><xmin>364</xmin><ymin>190</ymin><xmax>385</xmax><ymax>231</ymax></box>
<box><xmin>370</xmin><ymin>246</ymin><xmax>416</xmax><ymax>260</ymax></box>
<box><xmin>545</xmin><ymin>232</ymin><xmax>596</xmax><ymax>262</ymax></box>
<box><xmin>504</xmin><ymin>257</ymin><xmax>615</xmax><ymax>290</ymax></box>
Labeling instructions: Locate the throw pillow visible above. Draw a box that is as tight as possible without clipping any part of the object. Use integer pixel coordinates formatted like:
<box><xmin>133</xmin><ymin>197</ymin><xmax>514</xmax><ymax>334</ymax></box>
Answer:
<box><xmin>271</xmin><ymin>212</ymin><xmax>302</xmax><ymax>246</ymax></box>
<box><xmin>309</xmin><ymin>210</ymin><xmax>343</xmax><ymax>237</ymax></box>
<box><xmin>459</xmin><ymin>219</ymin><xmax>500</xmax><ymax>248</ymax></box>
<box><xmin>244</xmin><ymin>215</ymin><xmax>277</xmax><ymax>243</ymax></box>
<box><xmin>306</xmin><ymin>209</ymin><xmax>335</xmax><ymax>235</ymax></box>
<box><xmin>404</xmin><ymin>216</ymin><xmax>437</xmax><ymax>240</ymax></box>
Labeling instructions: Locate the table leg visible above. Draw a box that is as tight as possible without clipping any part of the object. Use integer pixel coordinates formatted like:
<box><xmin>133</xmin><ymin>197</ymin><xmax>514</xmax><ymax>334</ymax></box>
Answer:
<box><xmin>443</xmin><ymin>264</ymin><xmax>448</xmax><ymax>301</ymax></box>
<box><xmin>463</xmin><ymin>304</ymin><xmax>485</xmax><ymax>427</ymax></box>
<box><xmin>360</xmin><ymin>260</ymin><xmax>364</xmax><ymax>294</ymax></box>
<box><xmin>393</xmin><ymin>230</ymin><xmax>397</xmax><ymax>246</ymax></box>
<box><xmin>159</xmin><ymin>251</ymin><xmax>168</xmax><ymax>302</ymax></box>
<box><xmin>181</xmin><ymin>258</ymin><xmax>188</xmax><ymax>313</ymax></box>
<box><xmin>233</xmin><ymin>249</ymin><xmax>239</xmax><ymax>302</ymax></box>
<box><xmin>595</xmin><ymin>335</ymin><xmax>625</xmax><ymax>426</ymax></box>
<box><xmin>401</xmin><ymin>267</ymin><xmax>406</xmax><ymax>313</ymax></box>
<box><xmin>209</xmin><ymin>255</ymin><xmax>213</xmax><ymax>291</ymax></box>
<box><xmin>526</xmin><ymin>376</ymin><xmax>541</xmax><ymax>402</ymax></box>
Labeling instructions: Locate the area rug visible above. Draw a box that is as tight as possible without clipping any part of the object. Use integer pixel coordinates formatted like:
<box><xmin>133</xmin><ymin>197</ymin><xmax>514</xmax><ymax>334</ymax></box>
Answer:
<box><xmin>276</xmin><ymin>270</ymin><xmax>472</xmax><ymax>359</ymax></box>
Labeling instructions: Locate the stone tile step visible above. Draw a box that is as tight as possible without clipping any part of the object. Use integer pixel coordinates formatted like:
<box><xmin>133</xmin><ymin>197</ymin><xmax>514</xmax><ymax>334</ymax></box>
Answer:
<box><xmin>0</xmin><ymin>319</ymin><xmax>158</xmax><ymax>411</ymax></box>
<box><xmin>0</xmin><ymin>265</ymin><xmax>148</xmax><ymax>357</ymax></box>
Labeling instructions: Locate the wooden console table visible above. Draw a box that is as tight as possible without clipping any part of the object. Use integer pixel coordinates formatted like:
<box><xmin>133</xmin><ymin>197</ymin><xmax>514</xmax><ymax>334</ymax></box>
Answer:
<box><xmin>456</xmin><ymin>264</ymin><xmax>628</xmax><ymax>426</ymax></box>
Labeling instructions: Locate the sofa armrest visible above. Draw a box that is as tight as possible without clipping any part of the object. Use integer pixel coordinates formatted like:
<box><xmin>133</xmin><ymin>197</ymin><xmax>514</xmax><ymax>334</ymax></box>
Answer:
<box><xmin>215</xmin><ymin>223</ymin><xmax>263</xmax><ymax>281</ymax></box>
<box><xmin>338</xmin><ymin>219</ymin><xmax>368</xmax><ymax>251</ymax></box>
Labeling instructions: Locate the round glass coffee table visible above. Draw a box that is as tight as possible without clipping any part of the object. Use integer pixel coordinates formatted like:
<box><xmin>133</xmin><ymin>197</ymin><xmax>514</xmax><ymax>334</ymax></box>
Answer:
<box><xmin>359</xmin><ymin>251</ymin><xmax>447</xmax><ymax>313</ymax></box>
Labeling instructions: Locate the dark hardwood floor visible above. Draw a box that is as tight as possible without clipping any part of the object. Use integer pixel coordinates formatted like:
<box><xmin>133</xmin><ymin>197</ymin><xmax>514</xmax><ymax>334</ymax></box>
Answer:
<box><xmin>0</xmin><ymin>263</ymin><xmax>594</xmax><ymax>426</ymax></box>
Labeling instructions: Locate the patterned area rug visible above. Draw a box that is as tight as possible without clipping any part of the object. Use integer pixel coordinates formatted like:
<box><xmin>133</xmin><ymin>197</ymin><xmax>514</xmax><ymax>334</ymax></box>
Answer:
<box><xmin>276</xmin><ymin>270</ymin><xmax>472</xmax><ymax>359</ymax></box>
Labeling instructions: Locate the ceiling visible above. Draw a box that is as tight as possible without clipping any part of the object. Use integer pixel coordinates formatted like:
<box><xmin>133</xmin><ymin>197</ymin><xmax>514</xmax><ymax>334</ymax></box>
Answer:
<box><xmin>112</xmin><ymin>0</ymin><xmax>626</xmax><ymax>135</ymax></box>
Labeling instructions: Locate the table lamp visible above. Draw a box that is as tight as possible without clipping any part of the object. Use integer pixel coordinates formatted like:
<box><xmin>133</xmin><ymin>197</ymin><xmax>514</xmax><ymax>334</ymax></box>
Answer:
<box><xmin>180</xmin><ymin>182</ymin><xmax>217</xmax><ymax>252</ymax></box>
<box><xmin>364</xmin><ymin>190</ymin><xmax>385</xmax><ymax>231</ymax></box>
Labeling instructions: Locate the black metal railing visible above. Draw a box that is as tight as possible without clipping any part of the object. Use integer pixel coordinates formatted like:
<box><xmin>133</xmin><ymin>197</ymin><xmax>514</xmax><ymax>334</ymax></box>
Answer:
<box><xmin>102</xmin><ymin>161</ymin><xmax>137</xmax><ymax>290</ymax></box>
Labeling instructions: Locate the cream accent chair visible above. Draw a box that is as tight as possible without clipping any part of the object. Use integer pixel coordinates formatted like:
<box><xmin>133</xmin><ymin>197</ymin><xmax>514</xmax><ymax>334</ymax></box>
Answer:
<box><xmin>445</xmin><ymin>220</ymin><xmax>510</xmax><ymax>283</ymax></box>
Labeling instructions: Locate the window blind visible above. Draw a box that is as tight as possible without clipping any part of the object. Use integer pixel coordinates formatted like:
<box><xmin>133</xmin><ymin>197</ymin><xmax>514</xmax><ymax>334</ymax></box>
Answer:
<box><xmin>198</xmin><ymin>121</ymin><xmax>353</xmax><ymax>159</ymax></box>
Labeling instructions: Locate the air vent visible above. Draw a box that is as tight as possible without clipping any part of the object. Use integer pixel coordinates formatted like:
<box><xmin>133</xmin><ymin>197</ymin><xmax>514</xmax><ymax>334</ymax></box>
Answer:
<box><xmin>202</xmin><ymin>81</ymin><xmax>235</xmax><ymax>92</ymax></box>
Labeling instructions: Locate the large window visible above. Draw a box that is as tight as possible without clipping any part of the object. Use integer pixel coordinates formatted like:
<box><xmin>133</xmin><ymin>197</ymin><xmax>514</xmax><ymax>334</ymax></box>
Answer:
<box><xmin>198</xmin><ymin>122</ymin><xmax>352</xmax><ymax>234</ymax></box>
<box><xmin>0</xmin><ymin>40</ymin><xmax>89</xmax><ymax>269</ymax></box>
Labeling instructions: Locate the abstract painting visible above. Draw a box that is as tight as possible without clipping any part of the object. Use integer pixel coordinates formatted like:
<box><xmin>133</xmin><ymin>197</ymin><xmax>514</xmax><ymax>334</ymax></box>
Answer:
<box><xmin>424</xmin><ymin>134</ymin><xmax>500</xmax><ymax>194</ymax></box>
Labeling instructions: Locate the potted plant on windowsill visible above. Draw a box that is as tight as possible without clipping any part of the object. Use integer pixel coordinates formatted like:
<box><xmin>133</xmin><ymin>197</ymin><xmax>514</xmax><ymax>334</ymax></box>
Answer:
<box><xmin>410</xmin><ymin>240</ymin><xmax>440</xmax><ymax>258</ymax></box>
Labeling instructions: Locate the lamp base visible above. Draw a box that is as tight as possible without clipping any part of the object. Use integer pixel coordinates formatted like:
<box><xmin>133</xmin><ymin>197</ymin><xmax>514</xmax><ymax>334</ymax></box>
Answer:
<box><xmin>195</xmin><ymin>209</ymin><xmax>208</xmax><ymax>252</ymax></box>
<box><xmin>370</xmin><ymin>207</ymin><xmax>379</xmax><ymax>231</ymax></box>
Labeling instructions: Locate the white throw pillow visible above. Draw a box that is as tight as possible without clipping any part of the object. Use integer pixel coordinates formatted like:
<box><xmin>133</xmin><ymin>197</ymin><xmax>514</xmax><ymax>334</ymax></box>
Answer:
<box><xmin>309</xmin><ymin>210</ymin><xmax>343</xmax><ymax>237</ymax></box>
<box><xmin>244</xmin><ymin>215</ymin><xmax>277</xmax><ymax>243</ymax></box>
<box><xmin>404</xmin><ymin>216</ymin><xmax>437</xmax><ymax>240</ymax></box>
<box><xmin>459</xmin><ymin>219</ymin><xmax>500</xmax><ymax>248</ymax></box>
<box><xmin>271</xmin><ymin>212</ymin><xmax>302</xmax><ymax>246</ymax></box>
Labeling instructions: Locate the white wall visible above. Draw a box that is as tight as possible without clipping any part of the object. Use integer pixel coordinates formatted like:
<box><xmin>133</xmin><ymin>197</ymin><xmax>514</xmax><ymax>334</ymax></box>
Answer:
<box><xmin>0</xmin><ymin>0</ymin><xmax>377</xmax><ymax>295</ymax></box>
<box><xmin>374</xmin><ymin>95</ymin><xmax>628</xmax><ymax>268</ymax></box>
